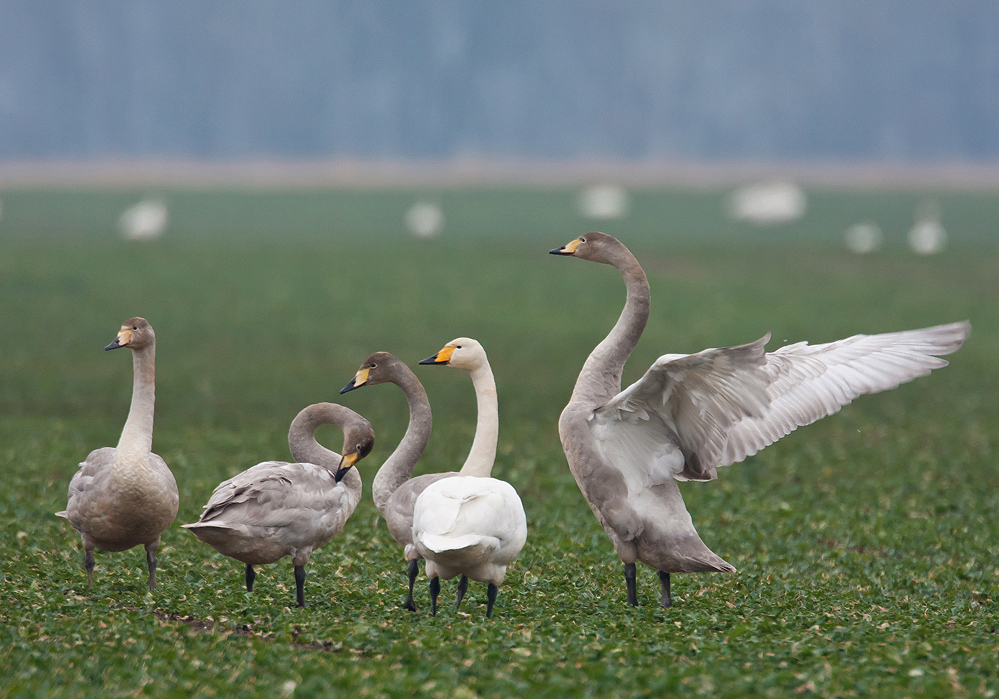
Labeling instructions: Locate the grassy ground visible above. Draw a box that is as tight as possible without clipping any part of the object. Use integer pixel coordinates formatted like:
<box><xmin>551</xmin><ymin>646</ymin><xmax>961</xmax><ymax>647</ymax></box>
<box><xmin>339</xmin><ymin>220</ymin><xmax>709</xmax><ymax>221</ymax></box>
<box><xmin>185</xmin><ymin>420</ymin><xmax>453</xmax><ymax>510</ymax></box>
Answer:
<box><xmin>1</xmin><ymin>187</ymin><xmax>997</xmax><ymax>698</ymax></box>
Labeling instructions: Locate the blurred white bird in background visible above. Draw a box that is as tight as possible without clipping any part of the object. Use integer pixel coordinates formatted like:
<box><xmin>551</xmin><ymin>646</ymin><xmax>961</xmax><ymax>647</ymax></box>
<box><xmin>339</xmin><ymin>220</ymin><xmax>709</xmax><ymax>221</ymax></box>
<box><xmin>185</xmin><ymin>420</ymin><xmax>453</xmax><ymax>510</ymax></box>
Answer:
<box><xmin>908</xmin><ymin>199</ymin><xmax>946</xmax><ymax>255</ymax></box>
<box><xmin>728</xmin><ymin>182</ymin><xmax>806</xmax><ymax>225</ymax></box>
<box><xmin>579</xmin><ymin>184</ymin><xmax>630</xmax><ymax>220</ymax></box>
<box><xmin>405</xmin><ymin>201</ymin><xmax>445</xmax><ymax>238</ymax></box>
<box><xmin>119</xmin><ymin>197</ymin><xmax>168</xmax><ymax>240</ymax></box>
<box><xmin>844</xmin><ymin>222</ymin><xmax>883</xmax><ymax>254</ymax></box>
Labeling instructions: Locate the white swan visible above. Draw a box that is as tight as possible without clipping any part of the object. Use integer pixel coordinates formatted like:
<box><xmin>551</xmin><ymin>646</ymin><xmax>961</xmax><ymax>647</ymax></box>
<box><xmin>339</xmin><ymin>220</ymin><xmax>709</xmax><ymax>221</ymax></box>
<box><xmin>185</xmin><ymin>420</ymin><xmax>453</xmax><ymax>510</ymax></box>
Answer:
<box><xmin>551</xmin><ymin>232</ymin><xmax>970</xmax><ymax>607</ymax></box>
<box><xmin>57</xmin><ymin>317</ymin><xmax>179</xmax><ymax>591</ymax></box>
<box><xmin>413</xmin><ymin>339</ymin><xmax>528</xmax><ymax>618</ymax></box>
<box><xmin>183</xmin><ymin>403</ymin><xmax>374</xmax><ymax>607</ymax></box>
<box><xmin>340</xmin><ymin>351</ymin><xmax>456</xmax><ymax>612</ymax></box>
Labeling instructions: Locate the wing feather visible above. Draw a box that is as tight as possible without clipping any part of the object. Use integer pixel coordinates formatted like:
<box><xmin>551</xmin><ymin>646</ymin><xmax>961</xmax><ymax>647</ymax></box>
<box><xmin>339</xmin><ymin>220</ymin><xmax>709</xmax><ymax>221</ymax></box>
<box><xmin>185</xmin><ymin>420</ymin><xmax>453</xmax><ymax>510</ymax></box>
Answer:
<box><xmin>595</xmin><ymin>321</ymin><xmax>969</xmax><ymax>481</ymax></box>
<box><xmin>196</xmin><ymin>460</ymin><xmax>340</xmax><ymax>526</ymax></box>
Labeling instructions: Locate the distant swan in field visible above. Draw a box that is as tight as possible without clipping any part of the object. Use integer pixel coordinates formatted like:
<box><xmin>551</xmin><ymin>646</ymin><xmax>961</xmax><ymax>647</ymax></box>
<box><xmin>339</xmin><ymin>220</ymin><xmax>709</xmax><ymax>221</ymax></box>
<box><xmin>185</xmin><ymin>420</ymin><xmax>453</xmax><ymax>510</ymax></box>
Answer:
<box><xmin>183</xmin><ymin>403</ymin><xmax>373</xmax><ymax>607</ymax></box>
<box><xmin>341</xmin><ymin>352</ymin><xmax>457</xmax><ymax>612</ymax></box>
<box><xmin>412</xmin><ymin>339</ymin><xmax>527</xmax><ymax>618</ymax></box>
<box><xmin>551</xmin><ymin>232</ymin><xmax>970</xmax><ymax>607</ymax></box>
<box><xmin>57</xmin><ymin>317</ymin><xmax>179</xmax><ymax>591</ymax></box>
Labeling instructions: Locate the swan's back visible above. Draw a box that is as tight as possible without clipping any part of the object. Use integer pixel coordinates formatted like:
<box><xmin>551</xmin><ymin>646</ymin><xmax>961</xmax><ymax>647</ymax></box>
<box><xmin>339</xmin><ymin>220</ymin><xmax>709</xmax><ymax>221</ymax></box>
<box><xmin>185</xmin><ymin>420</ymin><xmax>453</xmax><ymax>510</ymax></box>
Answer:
<box><xmin>184</xmin><ymin>460</ymin><xmax>362</xmax><ymax>565</ymax></box>
<box><xmin>413</xmin><ymin>476</ymin><xmax>527</xmax><ymax>584</ymax></box>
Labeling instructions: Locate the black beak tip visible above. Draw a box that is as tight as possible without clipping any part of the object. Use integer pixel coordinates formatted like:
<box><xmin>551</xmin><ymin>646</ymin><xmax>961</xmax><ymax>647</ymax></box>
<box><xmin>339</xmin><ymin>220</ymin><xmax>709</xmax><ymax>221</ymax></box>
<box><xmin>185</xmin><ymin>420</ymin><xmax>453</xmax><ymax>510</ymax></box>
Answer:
<box><xmin>418</xmin><ymin>356</ymin><xmax>438</xmax><ymax>365</ymax></box>
<box><xmin>104</xmin><ymin>340</ymin><xmax>120</xmax><ymax>351</ymax></box>
<box><xmin>549</xmin><ymin>247</ymin><xmax>564</xmax><ymax>255</ymax></box>
<box><xmin>340</xmin><ymin>379</ymin><xmax>356</xmax><ymax>395</ymax></box>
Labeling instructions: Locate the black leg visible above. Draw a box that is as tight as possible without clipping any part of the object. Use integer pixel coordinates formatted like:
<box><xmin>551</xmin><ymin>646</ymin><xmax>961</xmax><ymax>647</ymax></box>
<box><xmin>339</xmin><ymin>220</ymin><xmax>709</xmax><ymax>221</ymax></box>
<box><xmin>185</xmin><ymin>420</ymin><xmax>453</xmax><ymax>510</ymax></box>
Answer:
<box><xmin>486</xmin><ymin>583</ymin><xmax>498</xmax><ymax>618</ymax></box>
<box><xmin>429</xmin><ymin>576</ymin><xmax>440</xmax><ymax>616</ymax></box>
<box><xmin>455</xmin><ymin>575</ymin><xmax>469</xmax><ymax>610</ymax></box>
<box><xmin>403</xmin><ymin>559</ymin><xmax>419</xmax><ymax>612</ymax></box>
<box><xmin>246</xmin><ymin>564</ymin><xmax>256</xmax><ymax>592</ymax></box>
<box><xmin>294</xmin><ymin>565</ymin><xmax>306</xmax><ymax>608</ymax></box>
<box><xmin>85</xmin><ymin>549</ymin><xmax>95</xmax><ymax>589</ymax></box>
<box><xmin>146</xmin><ymin>549</ymin><xmax>158</xmax><ymax>591</ymax></box>
<box><xmin>658</xmin><ymin>570</ymin><xmax>672</xmax><ymax>608</ymax></box>
<box><xmin>624</xmin><ymin>563</ymin><xmax>638</xmax><ymax>607</ymax></box>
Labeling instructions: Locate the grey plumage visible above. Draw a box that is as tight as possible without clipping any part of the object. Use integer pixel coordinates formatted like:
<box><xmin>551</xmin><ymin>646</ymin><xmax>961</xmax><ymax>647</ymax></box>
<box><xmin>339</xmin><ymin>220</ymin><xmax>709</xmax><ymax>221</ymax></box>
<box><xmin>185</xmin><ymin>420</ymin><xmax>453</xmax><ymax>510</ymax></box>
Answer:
<box><xmin>341</xmin><ymin>351</ymin><xmax>457</xmax><ymax>611</ymax></box>
<box><xmin>551</xmin><ymin>232</ymin><xmax>970</xmax><ymax>606</ymax></box>
<box><xmin>56</xmin><ymin>317</ymin><xmax>179</xmax><ymax>592</ymax></box>
<box><xmin>184</xmin><ymin>402</ymin><xmax>373</xmax><ymax>607</ymax></box>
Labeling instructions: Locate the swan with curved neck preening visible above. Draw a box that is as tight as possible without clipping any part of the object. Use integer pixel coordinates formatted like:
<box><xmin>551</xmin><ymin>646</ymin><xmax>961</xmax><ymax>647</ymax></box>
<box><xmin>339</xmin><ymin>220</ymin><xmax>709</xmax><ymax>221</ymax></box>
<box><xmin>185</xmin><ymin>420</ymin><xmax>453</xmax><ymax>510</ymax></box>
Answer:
<box><xmin>57</xmin><ymin>317</ymin><xmax>179</xmax><ymax>592</ymax></box>
<box><xmin>340</xmin><ymin>351</ymin><xmax>456</xmax><ymax>612</ymax></box>
<box><xmin>412</xmin><ymin>338</ymin><xmax>527</xmax><ymax>618</ymax></box>
<box><xmin>551</xmin><ymin>232</ymin><xmax>970</xmax><ymax>607</ymax></box>
<box><xmin>183</xmin><ymin>402</ymin><xmax>374</xmax><ymax>607</ymax></box>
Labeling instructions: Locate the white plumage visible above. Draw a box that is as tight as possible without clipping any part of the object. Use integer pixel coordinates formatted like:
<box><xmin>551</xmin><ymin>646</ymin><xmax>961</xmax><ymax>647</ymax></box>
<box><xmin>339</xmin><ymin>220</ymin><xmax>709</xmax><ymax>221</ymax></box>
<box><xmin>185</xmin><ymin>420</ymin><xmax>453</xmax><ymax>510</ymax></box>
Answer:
<box><xmin>412</xmin><ymin>338</ymin><xmax>528</xmax><ymax>617</ymax></box>
<box><xmin>413</xmin><ymin>476</ymin><xmax>527</xmax><ymax>589</ymax></box>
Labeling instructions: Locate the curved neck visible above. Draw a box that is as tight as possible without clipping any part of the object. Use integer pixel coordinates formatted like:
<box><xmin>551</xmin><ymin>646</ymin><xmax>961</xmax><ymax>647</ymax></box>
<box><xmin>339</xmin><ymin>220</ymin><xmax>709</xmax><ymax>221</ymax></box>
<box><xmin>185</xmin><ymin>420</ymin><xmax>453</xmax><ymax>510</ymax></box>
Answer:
<box><xmin>288</xmin><ymin>404</ymin><xmax>350</xmax><ymax>471</ymax></box>
<box><xmin>372</xmin><ymin>367</ymin><xmax>432</xmax><ymax>514</ymax></box>
<box><xmin>571</xmin><ymin>248</ymin><xmax>650</xmax><ymax>406</ymax></box>
<box><xmin>115</xmin><ymin>344</ymin><xmax>155</xmax><ymax>462</ymax></box>
<box><xmin>459</xmin><ymin>359</ymin><xmax>498</xmax><ymax>477</ymax></box>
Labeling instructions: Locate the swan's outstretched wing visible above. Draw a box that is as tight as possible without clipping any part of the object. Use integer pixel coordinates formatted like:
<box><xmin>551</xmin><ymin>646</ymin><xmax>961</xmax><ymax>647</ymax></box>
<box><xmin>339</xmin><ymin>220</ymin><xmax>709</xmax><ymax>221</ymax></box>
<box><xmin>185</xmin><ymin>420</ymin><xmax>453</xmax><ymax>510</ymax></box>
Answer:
<box><xmin>597</xmin><ymin>321</ymin><xmax>970</xmax><ymax>482</ymax></box>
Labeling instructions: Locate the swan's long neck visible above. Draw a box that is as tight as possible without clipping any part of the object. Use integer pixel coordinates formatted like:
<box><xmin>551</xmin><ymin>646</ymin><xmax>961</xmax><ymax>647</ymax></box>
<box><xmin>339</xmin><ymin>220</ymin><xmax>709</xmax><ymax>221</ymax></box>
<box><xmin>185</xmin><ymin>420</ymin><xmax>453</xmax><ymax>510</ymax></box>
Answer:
<box><xmin>458</xmin><ymin>359</ymin><xmax>498</xmax><ymax>478</ymax></box>
<box><xmin>287</xmin><ymin>404</ymin><xmax>366</xmax><ymax>499</ymax></box>
<box><xmin>372</xmin><ymin>368</ymin><xmax>432</xmax><ymax>515</ymax></box>
<box><xmin>288</xmin><ymin>404</ymin><xmax>348</xmax><ymax>471</ymax></box>
<box><xmin>571</xmin><ymin>248</ymin><xmax>650</xmax><ymax>407</ymax></box>
<box><xmin>115</xmin><ymin>344</ymin><xmax>156</xmax><ymax>464</ymax></box>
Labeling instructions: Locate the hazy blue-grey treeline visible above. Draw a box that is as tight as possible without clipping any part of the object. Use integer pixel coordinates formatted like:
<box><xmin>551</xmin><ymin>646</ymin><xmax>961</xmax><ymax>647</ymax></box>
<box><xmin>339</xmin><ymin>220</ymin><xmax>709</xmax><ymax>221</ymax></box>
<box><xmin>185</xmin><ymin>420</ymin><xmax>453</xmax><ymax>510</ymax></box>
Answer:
<box><xmin>1</xmin><ymin>1</ymin><xmax>998</xmax><ymax>161</ymax></box>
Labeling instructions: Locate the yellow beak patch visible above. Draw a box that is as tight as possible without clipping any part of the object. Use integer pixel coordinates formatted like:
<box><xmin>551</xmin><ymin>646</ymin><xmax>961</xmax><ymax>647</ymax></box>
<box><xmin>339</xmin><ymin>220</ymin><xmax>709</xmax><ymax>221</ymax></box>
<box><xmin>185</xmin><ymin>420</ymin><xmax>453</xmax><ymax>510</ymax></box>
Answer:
<box><xmin>117</xmin><ymin>327</ymin><xmax>134</xmax><ymax>346</ymax></box>
<box><xmin>434</xmin><ymin>345</ymin><xmax>456</xmax><ymax>364</ymax></box>
<box><xmin>353</xmin><ymin>367</ymin><xmax>370</xmax><ymax>388</ymax></box>
<box><xmin>559</xmin><ymin>238</ymin><xmax>583</xmax><ymax>254</ymax></box>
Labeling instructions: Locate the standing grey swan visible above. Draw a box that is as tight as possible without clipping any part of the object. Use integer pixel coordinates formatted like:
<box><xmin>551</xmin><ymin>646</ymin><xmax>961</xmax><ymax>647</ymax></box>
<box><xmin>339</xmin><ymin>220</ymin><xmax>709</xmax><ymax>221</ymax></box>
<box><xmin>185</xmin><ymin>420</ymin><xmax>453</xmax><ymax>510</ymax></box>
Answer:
<box><xmin>413</xmin><ymin>339</ymin><xmax>528</xmax><ymax>618</ymax></box>
<box><xmin>57</xmin><ymin>317</ymin><xmax>179</xmax><ymax>591</ymax></box>
<box><xmin>550</xmin><ymin>232</ymin><xmax>970</xmax><ymax>607</ymax></box>
<box><xmin>183</xmin><ymin>403</ymin><xmax>373</xmax><ymax>607</ymax></box>
<box><xmin>340</xmin><ymin>352</ymin><xmax>456</xmax><ymax>612</ymax></box>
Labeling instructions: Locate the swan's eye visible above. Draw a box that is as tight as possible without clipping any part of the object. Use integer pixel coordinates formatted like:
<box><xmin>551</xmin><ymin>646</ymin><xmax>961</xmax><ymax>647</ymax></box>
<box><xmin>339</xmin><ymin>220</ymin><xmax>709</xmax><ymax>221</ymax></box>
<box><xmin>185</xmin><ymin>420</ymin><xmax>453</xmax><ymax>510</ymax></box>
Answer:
<box><xmin>580</xmin><ymin>237</ymin><xmax>586</xmax><ymax>242</ymax></box>
<box><xmin>370</xmin><ymin>364</ymin><xmax>377</xmax><ymax>369</ymax></box>
<box><xmin>132</xmin><ymin>326</ymin><xmax>138</xmax><ymax>330</ymax></box>
<box><xmin>456</xmin><ymin>345</ymin><xmax>462</xmax><ymax>349</ymax></box>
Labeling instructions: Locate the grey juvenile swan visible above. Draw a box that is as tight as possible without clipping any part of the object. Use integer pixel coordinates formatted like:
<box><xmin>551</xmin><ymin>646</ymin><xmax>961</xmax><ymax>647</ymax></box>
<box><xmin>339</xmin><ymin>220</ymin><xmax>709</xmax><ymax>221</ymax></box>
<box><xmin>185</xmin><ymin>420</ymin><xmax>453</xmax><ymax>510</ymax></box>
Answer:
<box><xmin>183</xmin><ymin>403</ymin><xmax>374</xmax><ymax>607</ymax></box>
<box><xmin>340</xmin><ymin>351</ymin><xmax>456</xmax><ymax>612</ymax></box>
<box><xmin>413</xmin><ymin>338</ymin><xmax>528</xmax><ymax>618</ymax></box>
<box><xmin>551</xmin><ymin>232</ymin><xmax>970</xmax><ymax>607</ymax></box>
<box><xmin>57</xmin><ymin>317</ymin><xmax>179</xmax><ymax>591</ymax></box>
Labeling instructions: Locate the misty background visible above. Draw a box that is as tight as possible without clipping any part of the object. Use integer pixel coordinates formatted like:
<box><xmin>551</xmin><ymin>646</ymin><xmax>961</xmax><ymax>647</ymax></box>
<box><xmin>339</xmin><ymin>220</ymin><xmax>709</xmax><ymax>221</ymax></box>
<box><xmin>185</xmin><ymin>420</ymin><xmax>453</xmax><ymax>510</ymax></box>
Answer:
<box><xmin>1</xmin><ymin>1</ymin><xmax>998</xmax><ymax>164</ymax></box>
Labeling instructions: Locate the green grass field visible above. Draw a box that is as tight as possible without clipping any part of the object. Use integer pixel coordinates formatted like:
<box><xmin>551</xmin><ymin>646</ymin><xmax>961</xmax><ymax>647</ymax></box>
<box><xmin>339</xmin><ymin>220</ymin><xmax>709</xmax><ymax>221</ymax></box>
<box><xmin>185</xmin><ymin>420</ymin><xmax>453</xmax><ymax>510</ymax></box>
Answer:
<box><xmin>1</xmin><ymin>186</ymin><xmax>997</xmax><ymax>698</ymax></box>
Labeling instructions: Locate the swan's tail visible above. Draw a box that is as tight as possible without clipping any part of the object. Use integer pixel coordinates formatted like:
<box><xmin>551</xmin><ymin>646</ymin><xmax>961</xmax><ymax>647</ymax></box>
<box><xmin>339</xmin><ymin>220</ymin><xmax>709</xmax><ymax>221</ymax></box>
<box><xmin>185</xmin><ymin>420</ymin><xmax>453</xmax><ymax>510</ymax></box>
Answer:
<box><xmin>181</xmin><ymin>521</ymin><xmax>239</xmax><ymax>542</ymax></box>
<box><xmin>418</xmin><ymin>533</ymin><xmax>500</xmax><ymax>568</ymax></box>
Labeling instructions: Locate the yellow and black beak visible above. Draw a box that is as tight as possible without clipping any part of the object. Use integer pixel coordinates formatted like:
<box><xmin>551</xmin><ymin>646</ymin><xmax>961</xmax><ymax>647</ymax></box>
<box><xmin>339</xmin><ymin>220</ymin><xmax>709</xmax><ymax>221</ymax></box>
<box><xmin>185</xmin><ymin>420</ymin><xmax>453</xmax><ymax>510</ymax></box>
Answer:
<box><xmin>334</xmin><ymin>451</ymin><xmax>360</xmax><ymax>482</ymax></box>
<box><xmin>105</xmin><ymin>326</ymin><xmax>132</xmax><ymax>351</ymax></box>
<box><xmin>549</xmin><ymin>237</ymin><xmax>583</xmax><ymax>256</ymax></box>
<box><xmin>419</xmin><ymin>345</ymin><xmax>455</xmax><ymax>366</ymax></box>
<box><xmin>340</xmin><ymin>367</ymin><xmax>370</xmax><ymax>394</ymax></box>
